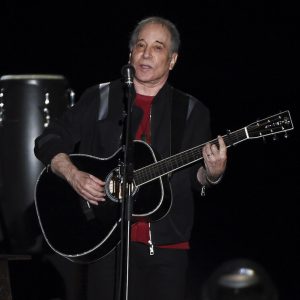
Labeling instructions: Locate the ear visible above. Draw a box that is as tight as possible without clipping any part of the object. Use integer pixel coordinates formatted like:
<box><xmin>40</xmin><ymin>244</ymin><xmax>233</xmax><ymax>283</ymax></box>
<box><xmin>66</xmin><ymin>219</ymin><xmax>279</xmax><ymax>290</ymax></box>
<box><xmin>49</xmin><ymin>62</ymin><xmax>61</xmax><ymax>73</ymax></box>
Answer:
<box><xmin>128</xmin><ymin>52</ymin><xmax>132</xmax><ymax>63</ymax></box>
<box><xmin>169</xmin><ymin>53</ymin><xmax>178</xmax><ymax>70</ymax></box>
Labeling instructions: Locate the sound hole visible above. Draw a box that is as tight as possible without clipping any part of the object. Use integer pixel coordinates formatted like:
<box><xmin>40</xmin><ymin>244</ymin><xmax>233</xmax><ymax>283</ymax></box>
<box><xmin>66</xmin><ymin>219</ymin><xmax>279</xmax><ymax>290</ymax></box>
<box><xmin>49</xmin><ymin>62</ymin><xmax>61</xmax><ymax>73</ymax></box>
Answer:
<box><xmin>105</xmin><ymin>168</ymin><xmax>137</xmax><ymax>203</ymax></box>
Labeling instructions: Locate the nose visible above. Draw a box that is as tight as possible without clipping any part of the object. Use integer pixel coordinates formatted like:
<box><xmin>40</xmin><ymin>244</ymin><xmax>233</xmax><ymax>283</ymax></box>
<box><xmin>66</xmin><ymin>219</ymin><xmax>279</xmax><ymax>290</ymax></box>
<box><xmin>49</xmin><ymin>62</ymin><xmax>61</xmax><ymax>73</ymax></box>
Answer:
<box><xmin>142</xmin><ymin>46</ymin><xmax>152</xmax><ymax>58</ymax></box>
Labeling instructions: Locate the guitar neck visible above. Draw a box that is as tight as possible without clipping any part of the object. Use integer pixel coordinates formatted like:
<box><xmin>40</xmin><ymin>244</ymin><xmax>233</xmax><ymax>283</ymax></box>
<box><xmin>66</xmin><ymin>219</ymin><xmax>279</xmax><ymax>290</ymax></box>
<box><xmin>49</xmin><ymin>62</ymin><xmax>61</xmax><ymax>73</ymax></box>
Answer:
<box><xmin>134</xmin><ymin>127</ymin><xmax>248</xmax><ymax>186</ymax></box>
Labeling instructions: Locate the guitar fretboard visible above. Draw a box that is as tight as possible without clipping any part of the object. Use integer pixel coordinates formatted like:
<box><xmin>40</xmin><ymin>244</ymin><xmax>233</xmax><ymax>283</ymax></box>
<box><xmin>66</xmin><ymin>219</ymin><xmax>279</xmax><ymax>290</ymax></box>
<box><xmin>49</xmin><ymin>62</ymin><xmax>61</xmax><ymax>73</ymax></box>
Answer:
<box><xmin>134</xmin><ymin>127</ymin><xmax>248</xmax><ymax>186</ymax></box>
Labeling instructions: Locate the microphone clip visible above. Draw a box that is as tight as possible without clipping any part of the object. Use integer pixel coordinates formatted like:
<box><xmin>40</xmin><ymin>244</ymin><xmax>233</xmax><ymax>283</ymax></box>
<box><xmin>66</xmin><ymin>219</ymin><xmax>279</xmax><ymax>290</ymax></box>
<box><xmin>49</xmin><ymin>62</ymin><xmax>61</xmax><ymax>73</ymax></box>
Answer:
<box><xmin>121</xmin><ymin>64</ymin><xmax>135</xmax><ymax>87</ymax></box>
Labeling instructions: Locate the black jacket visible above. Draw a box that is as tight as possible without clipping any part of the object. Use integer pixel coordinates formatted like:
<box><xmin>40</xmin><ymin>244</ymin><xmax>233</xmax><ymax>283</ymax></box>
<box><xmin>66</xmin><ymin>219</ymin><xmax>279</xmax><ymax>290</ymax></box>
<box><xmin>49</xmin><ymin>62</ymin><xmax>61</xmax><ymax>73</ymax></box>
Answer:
<box><xmin>34</xmin><ymin>79</ymin><xmax>212</xmax><ymax>245</ymax></box>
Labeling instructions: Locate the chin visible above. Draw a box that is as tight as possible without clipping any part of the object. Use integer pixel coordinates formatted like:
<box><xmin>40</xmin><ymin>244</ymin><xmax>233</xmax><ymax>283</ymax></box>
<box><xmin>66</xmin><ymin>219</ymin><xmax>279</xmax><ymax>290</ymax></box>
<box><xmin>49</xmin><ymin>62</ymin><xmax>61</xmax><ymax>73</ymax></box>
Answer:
<box><xmin>135</xmin><ymin>72</ymin><xmax>153</xmax><ymax>82</ymax></box>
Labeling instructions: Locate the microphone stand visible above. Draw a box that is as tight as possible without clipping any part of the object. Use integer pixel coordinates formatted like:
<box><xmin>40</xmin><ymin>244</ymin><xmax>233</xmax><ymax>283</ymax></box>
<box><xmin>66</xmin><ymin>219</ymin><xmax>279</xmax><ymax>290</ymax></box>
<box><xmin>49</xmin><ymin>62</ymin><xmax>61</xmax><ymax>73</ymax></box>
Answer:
<box><xmin>117</xmin><ymin>64</ymin><xmax>135</xmax><ymax>300</ymax></box>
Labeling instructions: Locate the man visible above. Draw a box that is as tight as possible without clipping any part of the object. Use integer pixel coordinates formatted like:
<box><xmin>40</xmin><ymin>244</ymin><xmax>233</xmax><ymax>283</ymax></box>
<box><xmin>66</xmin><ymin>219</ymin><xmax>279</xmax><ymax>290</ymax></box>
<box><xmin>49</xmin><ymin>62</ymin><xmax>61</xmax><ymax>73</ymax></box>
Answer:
<box><xmin>34</xmin><ymin>16</ymin><xmax>227</xmax><ymax>300</ymax></box>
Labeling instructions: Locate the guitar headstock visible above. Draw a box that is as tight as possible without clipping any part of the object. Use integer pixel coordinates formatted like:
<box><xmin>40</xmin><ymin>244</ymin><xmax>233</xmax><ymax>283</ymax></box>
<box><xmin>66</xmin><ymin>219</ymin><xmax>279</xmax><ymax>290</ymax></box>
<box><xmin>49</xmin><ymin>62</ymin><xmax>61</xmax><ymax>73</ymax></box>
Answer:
<box><xmin>247</xmin><ymin>110</ymin><xmax>294</xmax><ymax>139</ymax></box>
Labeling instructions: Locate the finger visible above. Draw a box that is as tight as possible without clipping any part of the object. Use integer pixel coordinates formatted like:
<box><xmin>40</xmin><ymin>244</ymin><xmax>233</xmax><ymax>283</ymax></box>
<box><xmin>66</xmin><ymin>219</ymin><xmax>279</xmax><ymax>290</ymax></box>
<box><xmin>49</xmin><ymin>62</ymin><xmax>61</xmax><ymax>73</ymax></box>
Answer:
<box><xmin>218</xmin><ymin>135</ymin><xmax>226</xmax><ymax>149</ymax></box>
<box><xmin>83</xmin><ymin>175</ymin><xmax>106</xmax><ymax>194</ymax></box>
<box><xmin>210</xmin><ymin>136</ymin><xmax>226</xmax><ymax>156</ymax></box>
<box><xmin>76</xmin><ymin>179</ymin><xmax>106</xmax><ymax>202</ymax></box>
<box><xmin>81</xmin><ymin>188</ymin><xmax>106</xmax><ymax>203</ymax></box>
<box><xmin>203</xmin><ymin>144</ymin><xmax>212</xmax><ymax>156</ymax></box>
<box><xmin>77</xmin><ymin>188</ymin><xmax>100</xmax><ymax>204</ymax></box>
<box><xmin>217</xmin><ymin>136</ymin><xmax>227</xmax><ymax>157</ymax></box>
<box><xmin>210</xmin><ymin>144</ymin><xmax>218</xmax><ymax>155</ymax></box>
<box><xmin>86</xmin><ymin>199</ymin><xmax>99</xmax><ymax>206</ymax></box>
<box><xmin>89</xmin><ymin>174</ymin><xmax>105</xmax><ymax>185</ymax></box>
<box><xmin>86</xmin><ymin>184</ymin><xmax>106</xmax><ymax>199</ymax></box>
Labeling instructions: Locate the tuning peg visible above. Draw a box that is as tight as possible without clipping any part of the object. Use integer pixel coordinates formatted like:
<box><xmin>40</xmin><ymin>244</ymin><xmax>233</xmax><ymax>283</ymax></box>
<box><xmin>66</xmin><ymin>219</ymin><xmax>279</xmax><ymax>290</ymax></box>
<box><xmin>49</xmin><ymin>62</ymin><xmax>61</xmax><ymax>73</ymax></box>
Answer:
<box><xmin>284</xmin><ymin>132</ymin><xmax>289</xmax><ymax>139</ymax></box>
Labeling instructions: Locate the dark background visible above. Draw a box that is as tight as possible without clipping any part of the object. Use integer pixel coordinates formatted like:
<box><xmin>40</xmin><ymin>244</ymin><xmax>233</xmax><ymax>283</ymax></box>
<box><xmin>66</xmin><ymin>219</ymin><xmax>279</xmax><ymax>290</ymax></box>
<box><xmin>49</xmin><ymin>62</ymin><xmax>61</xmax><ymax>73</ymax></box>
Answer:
<box><xmin>1</xmin><ymin>1</ymin><xmax>299</xmax><ymax>299</ymax></box>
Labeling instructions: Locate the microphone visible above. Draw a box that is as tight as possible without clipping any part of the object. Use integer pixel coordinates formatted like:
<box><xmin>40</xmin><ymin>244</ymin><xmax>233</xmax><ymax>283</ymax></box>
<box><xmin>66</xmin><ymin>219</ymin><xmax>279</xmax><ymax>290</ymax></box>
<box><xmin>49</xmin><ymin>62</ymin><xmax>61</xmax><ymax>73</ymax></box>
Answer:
<box><xmin>121</xmin><ymin>64</ymin><xmax>135</xmax><ymax>87</ymax></box>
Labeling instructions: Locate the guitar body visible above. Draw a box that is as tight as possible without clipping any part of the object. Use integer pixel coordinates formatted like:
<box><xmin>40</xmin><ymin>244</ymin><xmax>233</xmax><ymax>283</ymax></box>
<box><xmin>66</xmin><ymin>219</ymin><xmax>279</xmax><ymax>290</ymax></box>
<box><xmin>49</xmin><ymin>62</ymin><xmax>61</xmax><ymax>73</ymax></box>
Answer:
<box><xmin>35</xmin><ymin>140</ymin><xmax>172</xmax><ymax>263</ymax></box>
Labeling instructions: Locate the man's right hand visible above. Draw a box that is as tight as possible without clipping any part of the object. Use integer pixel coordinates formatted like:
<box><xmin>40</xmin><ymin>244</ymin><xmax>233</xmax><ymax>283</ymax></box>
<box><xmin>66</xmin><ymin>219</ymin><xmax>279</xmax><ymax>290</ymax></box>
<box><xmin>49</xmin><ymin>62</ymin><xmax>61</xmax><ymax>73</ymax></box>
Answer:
<box><xmin>51</xmin><ymin>153</ymin><xmax>106</xmax><ymax>205</ymax></box>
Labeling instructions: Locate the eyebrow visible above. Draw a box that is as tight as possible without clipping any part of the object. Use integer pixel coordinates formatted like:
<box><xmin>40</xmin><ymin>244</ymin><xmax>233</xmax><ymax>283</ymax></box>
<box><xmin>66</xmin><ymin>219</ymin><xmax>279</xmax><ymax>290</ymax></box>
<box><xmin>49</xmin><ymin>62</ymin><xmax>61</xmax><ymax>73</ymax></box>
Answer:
<box><xmin>137</xmin><ymin>38</ymin><xmax>165</xmax><ymax>46</ymax></box>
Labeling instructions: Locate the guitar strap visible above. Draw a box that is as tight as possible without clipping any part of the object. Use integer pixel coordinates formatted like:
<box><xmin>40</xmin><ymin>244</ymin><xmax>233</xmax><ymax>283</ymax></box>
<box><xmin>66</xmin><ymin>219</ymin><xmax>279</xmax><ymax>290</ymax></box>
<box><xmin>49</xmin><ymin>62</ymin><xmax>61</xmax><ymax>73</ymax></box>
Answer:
<box><xmin>171</xmin><ymin>88</ymin><xmax>193</xmax><ymax>155</ymax></box>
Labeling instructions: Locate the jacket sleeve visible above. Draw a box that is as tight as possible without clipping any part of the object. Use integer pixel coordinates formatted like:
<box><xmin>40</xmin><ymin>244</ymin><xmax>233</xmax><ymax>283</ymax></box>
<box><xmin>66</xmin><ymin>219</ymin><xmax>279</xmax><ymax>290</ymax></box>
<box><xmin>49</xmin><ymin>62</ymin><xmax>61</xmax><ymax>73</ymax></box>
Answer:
<box><xmin>34</xmin><ymin>85</ymin><xmax>98</xmax><ymax>166</ymax></box>
<box><xmin>184</xmin><ymin>96</ymin><xmax>212</xmax><ymax>191</ymax></box>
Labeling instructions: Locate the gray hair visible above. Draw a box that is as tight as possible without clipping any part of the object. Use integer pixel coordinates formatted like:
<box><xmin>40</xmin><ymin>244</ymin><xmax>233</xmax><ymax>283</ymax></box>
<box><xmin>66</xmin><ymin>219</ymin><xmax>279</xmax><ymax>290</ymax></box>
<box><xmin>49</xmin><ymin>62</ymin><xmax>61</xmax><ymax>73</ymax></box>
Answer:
<box><xmin>129</xmin><ymin>16</ymin><xmax>181</xmax><ymax>54</ymax></box>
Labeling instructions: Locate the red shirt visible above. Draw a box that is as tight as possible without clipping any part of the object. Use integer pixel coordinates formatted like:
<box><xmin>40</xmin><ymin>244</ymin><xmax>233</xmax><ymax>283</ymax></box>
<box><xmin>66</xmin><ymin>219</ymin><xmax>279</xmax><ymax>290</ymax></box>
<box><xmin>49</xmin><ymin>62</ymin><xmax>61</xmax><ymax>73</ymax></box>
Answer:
<box><xmin>131</xmin><ymin>93</ymin><xmax>189</xmax><ymax>250</ymax></box>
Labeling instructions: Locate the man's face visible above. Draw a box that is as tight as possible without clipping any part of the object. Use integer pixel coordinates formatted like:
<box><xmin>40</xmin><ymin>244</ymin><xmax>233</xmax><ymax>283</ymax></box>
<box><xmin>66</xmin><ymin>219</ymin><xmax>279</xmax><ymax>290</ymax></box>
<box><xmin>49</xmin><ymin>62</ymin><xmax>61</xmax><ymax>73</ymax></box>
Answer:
<box><xmin>130</xmin><ymin>23</ymin><xmax>177</xmax><ymax>86</ymax></box>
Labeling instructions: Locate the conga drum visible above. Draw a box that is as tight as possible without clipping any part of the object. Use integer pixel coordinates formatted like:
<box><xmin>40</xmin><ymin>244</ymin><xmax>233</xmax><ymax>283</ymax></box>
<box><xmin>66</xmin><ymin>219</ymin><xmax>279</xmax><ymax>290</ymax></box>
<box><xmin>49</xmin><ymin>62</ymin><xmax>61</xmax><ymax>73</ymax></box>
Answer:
<box><xmin>0</xmin><ymin>74</ymin><xmax>75</xmax><ymax>253</ymax></box>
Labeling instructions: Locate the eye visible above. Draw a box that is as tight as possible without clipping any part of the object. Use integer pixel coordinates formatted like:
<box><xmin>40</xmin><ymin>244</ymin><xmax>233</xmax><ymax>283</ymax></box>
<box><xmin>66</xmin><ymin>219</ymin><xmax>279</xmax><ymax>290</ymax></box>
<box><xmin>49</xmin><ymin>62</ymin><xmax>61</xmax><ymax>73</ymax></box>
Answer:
<box><xmin>136</xmin><ymin>42</ymin><xmax>145</xmax><ymax>49</ymax></box>
<box><xmin>154</xmin><ymin>45</ymin><xmax>163</xmax><ymax>51</ymax></box>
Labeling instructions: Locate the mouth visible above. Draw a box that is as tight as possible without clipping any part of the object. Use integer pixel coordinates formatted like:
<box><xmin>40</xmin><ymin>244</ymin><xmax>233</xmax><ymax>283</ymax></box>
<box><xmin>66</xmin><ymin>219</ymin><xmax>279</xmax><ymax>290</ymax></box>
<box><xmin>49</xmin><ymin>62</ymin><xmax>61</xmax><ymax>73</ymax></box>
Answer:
<box><xmin>139</xmin><ymin>64</ymin><xmax>152</xmax><ymax>70</ymax></box>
